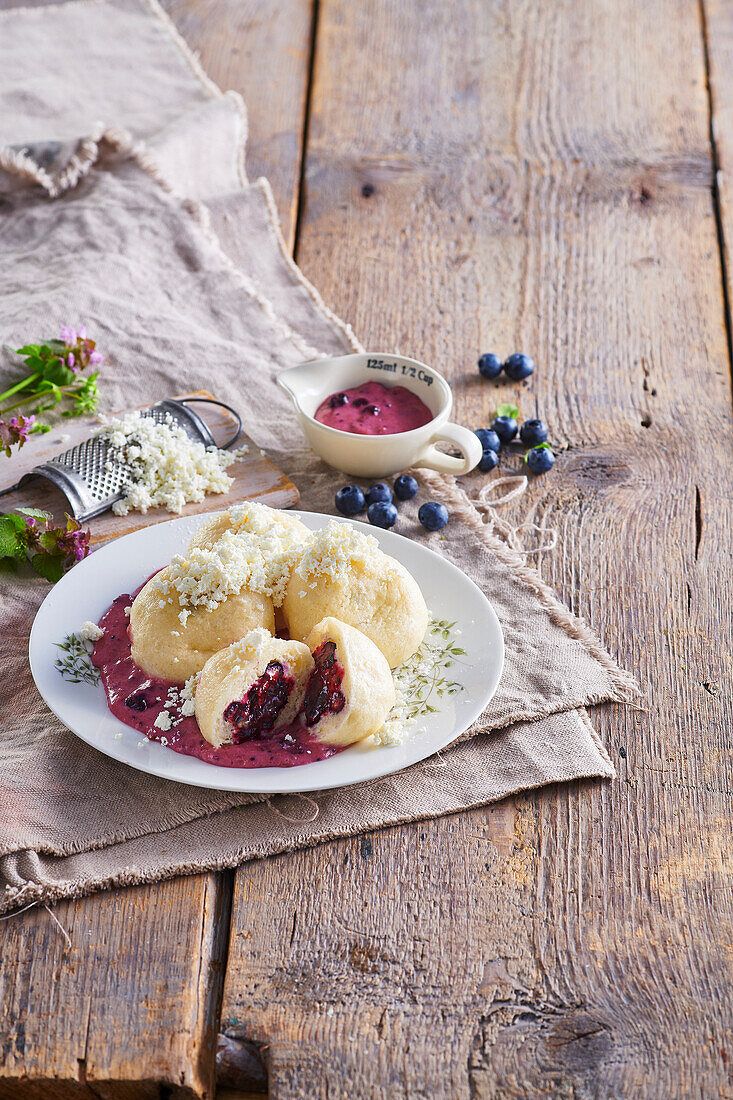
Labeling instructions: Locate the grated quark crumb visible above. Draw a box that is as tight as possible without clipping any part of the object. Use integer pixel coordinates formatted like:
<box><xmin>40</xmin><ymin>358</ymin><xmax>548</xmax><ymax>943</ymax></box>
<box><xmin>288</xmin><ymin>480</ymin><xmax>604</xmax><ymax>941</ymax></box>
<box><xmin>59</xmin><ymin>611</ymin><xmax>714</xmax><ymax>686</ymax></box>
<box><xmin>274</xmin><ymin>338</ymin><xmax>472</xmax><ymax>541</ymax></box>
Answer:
<box><xmin>98</xmin><ymin>411</ymin><xmax>237</xmax><ymax>516</ymax></box>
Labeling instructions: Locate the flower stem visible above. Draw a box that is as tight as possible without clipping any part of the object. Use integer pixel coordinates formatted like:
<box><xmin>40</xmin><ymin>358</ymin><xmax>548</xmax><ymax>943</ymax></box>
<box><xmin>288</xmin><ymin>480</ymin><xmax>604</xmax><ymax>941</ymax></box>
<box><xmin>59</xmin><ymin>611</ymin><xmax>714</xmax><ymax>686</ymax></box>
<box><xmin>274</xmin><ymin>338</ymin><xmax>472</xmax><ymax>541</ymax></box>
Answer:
<box><xmin>0</xmin><ymin>384</ymin><xmax>82</xmax><ymax>416</ymax></box>
<box><xmin>0</xmin><ymin>375</ymin><xmax>37</xmax><ymax>404</ymax></box>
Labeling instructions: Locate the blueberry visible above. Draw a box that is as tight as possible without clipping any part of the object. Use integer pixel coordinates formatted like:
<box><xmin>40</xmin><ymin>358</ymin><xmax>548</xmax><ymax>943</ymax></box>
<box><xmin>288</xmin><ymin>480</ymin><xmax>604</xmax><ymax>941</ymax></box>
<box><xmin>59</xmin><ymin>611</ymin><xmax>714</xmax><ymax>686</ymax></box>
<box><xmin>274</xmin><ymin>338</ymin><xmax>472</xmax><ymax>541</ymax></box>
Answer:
<box><xmin>478</xmin><ymin>448</ymin><xmax>499</xmax><ymax>472</ymax></box>
<box><xmin>519</xmin><ymin>418</ymin><xmax>548</xmax><ymax>446</ymax></box>
<box><xmin>478</xmin><ymin>353</ymin><xmax>503</xmax><ymax>379</ymax></box>
<box><xmin>394</xmin><ymin>474</ymin><xmax>419</xmax><ymax>500</ymax></box>
<box><xmin>526</xmin><ymin>445</ymin><xmax>555</xmax><ymax>474</ymax></box>
<box><xmin>364</xmin><ymin>404</ymin><xmax>380</xmax><ymax>415</ymax></box>
<box><xmin>366</xmin><ymin>482</ymin><xmax>393</xmax><ymax>505</ymax></box>
<box><xmin>352</xmin><ymin>397</ymin><xmax>368</xmax><ymax>407</ymax></box>
<box><xmin>335</xmin><ymin>485</ymin><xmax>366</xmax><ymax>515</ymax></box>
<box><xmin>418</xmin><ymin>501</ymin><xmax>449</xmax><ymax>531</ymax></box>
<box><xmin>329</xmin><ymin>392</ymin><xmax>349</xmax><ymax>408</ymax></box>
<box><xmin>474</xmin><ymin>428</ymin><xmax>501</xmax><ymax>452</ymax></box>
<box><xmin>503</xmin><ymin>353</ymin><xmax>535</xmax><ymax>381</ymax></box>
<box><xmin>368</xmin><ymin>501</ymin><xmax>398</xmax><ymax>528</ymax></box>
<box><xmin>491</xmin><ymin>415</ymin><xmax>518</xmax><ymax>443</ymax></box>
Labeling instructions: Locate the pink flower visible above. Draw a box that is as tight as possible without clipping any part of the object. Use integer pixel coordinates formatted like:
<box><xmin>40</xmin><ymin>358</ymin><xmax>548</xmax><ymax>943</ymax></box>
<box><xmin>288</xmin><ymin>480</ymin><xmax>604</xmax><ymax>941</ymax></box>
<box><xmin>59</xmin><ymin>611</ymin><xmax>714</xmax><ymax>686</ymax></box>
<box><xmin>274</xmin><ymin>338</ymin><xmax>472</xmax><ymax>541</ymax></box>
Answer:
<box><xmin>58</xmin><ymin>526</ymin><xmax>90</xmax><ymax>564</ymax></box>
<box><xmin>0</xmin><ymin>413</ymin><xmax>35</xmax><ymax>456</ymax></box>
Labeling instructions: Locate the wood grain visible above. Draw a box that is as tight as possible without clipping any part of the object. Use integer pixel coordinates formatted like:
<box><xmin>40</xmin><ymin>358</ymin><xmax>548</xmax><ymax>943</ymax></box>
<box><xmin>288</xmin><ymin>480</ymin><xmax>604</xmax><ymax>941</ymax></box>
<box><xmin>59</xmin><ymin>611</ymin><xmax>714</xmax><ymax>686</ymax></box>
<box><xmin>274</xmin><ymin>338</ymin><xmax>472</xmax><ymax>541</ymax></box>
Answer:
<box><xmin>0</xmin><ymin>3</ymin><xmax>312</xmax><ymax>1098</ymax></box>
<box><xmin>704</xmin><ymin>0</ymin><xmax>733</xmax><ymax>353</ymax></box>
<box><xmin>0</xmin><ymin>874</ymin><xmax>230</xmax><ymax>1099</ymax></box>
<box><xmin>161</xmin><ymin>0</ymin><xmax>314</xmax><ymax>251</ymax></box>
<box><xmin>220</xmin><ymin>0</ymin><xmax>733</xmax><ymax>1096</ymax></box>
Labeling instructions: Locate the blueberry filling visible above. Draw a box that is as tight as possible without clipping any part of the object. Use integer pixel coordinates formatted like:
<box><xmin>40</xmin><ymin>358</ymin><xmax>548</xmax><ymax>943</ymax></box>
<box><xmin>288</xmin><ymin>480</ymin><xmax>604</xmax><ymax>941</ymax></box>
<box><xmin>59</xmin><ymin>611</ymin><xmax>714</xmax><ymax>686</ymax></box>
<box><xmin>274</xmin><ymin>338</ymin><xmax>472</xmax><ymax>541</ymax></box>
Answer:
<box><xmin>223</xmin><ymin>660</ymin><xmax>294</xmax><ymax>742</ymax></box>
<box><xmin>329</xmin><ymin>392</ymin><xmax>349</xmax><ymax>408</ymax></box>
<box><xmin>301</xmin><ymin>641</ymin><xmax>346</xmax><ymax>727</ymax></box>
<box><xmin>364</xmin><ymin>404</ymin><xmax>380</xmax><ymax>415</ymax></box>
<box><xmin>352</xmin><ymin>397</ymin><xmax>368</xmax><ymax>407</ymax></box>
<box><xmin>125</xmin><ymin>691</ymin><xmax>150</xmax><ymax>711</ymax></box>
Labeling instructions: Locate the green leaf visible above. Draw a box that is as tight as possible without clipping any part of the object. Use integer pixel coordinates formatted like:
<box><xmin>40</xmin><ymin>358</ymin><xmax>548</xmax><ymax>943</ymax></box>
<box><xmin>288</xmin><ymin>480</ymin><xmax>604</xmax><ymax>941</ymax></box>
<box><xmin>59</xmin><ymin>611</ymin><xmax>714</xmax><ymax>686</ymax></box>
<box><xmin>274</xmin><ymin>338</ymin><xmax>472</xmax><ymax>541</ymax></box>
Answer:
<box><xmin>41</xmin><ymin>361</ymin><xmax>75</xmax><ymax>387</ymax></box>
<box><xmin>15</xmin><ymin>344</ymin><xmax>42</xmax><ymax>357</ymax></box>
<box><xmin>18</xmin><ymin>507</ymin><xmax>51</xmax><ymax>521</ymax></box>
<box><xmin>31</xmin><ymin>553</ymin><xmax>65</xmax><ymax>582</ymax></box>
<box><xmin>0</xmin><ymin>517</ymin><xmax>25</xmax><ymax>559</ymax></box>
<box><xmin>30</xmin><ymin>423</ymin><xmax>51</xmax><ymax>435</ymax></box>
<box><xmin>451</xmin><ymin>647</ymin><xmax>466</xmax><ymax>656</ymax></box>
<box><xmin>524</xmin><ymin>442</ymin><xmax>553</xmax><ymax>462</ymax></box>
<box><xmin>496</xmin><ymin>403</ymin><xmax>519</xmax><ymax>420</ymax></box>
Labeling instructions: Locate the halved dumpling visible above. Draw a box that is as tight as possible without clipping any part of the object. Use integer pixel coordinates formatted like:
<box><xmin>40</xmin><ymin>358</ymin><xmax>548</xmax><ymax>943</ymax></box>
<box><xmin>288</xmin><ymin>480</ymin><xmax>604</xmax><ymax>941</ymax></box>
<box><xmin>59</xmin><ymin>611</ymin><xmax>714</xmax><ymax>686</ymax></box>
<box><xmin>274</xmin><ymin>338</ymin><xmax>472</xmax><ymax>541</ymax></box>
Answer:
<box><xmin>301</xmin><ymin>617</ymin><xmax>395</xmax><ymax>747</ymax></box>
<box><xmin>195</xmin><ymin>630</ymin><xmax>314</xmax><ymax>748</ymax></box>
<box><xmin>130</xmin><ymin>568</ymin><xmax>275</xmax><ymax>681</ymax></box>
<box><xmin>283</xmin><ymin>549</ymin><xmax>428</xmax><ymax>669</ymax></box>
<box><xmin>188</xmin><ymin>502</ymin><xmax>311</xmax><ymax>554</ymax></box>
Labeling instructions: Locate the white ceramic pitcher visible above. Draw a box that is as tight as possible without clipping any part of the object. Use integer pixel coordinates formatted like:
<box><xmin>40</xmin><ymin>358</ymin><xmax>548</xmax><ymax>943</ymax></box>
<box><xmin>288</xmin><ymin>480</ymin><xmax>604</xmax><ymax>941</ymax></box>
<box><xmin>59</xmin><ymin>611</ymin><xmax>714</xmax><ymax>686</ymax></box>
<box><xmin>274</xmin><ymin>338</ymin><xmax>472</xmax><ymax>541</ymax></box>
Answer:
<box><xmin>278</xmin><ymin>353</ymin><xmax>482</xmax><ymax>479</ymax></box>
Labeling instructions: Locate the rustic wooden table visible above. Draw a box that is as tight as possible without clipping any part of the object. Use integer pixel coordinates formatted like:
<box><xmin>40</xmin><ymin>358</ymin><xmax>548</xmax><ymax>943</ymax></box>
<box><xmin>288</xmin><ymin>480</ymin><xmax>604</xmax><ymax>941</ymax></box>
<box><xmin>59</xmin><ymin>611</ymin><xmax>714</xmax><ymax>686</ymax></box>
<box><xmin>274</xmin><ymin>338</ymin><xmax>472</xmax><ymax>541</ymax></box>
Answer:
<box><xmin>2</xmin><ymin>1</ymin><xmax>732</xmax><ymax>1097</ymax></box>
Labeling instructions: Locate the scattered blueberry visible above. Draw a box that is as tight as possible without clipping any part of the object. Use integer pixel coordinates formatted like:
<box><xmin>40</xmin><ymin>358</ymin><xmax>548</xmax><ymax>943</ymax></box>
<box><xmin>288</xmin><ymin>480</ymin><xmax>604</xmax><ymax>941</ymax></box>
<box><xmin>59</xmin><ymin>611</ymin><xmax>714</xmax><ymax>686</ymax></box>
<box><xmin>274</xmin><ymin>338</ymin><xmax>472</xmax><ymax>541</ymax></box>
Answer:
<box><xmin>394</xmin><ymin>474</ymin><xmax>419</xmax><ymax>500</ymax></box>
<box><xmin>366</xmin><ymin>482</ymin><xmax>393</xmax><ymax>505</ymax></box>
<box><xmin>352</xmin><ymin>397</ymin><xmax>368</xmax><ymax>407</ymax></box>
<box><xmin>478</xmin><ymin>352</ymin><xmax>503</xmax><ymax>379</ymax></box>
<box><xmin>364</xmin><ymin>404</ymin><xmax>380</xmax><ymax>415</ymax></box>
<box><xmin>335</xmin><ymin>485</ymin><xmax>366</xmax><ymax>515</ymax></box>
<box><xmin>478</xmin><ymin>448</ymin><xmax>499</xmax><ymax>472</ymax></box>
<box><xmin>526</xmin><ymin>445</ymin><xmax>555</xmax><ymax>473</ymax></box>
<box><xmin>474</xmin><ymin>428</ymin><xmax>501</xmax><ymax>452</ymax></box>
<box><xmin>418</xmin><ymin>501</ymin><xmax>449</xmax><ymax>531</ymax></box>
<box><xmin>491</xmin><ymin>415</ymin><xmax>518</xmax><ymax>443</ymax></box>
<box><xmin>368</xmin><ymin>501</ymin><xmax>398</xmax><ymax>528</ymax></box>
<box><xmin>519</xmin><ymin>418</ymin><xmax>548</xmax><ymax>446</ymax></box>
<box><xmin>504</xmin><ymin>353</ymin><xmax>535</xmax><ymax>381</ymax></box>
<box><xmin>329</xmin><ymin>392</ymin><xmax>349</xmax><ymax>408</ymax></box>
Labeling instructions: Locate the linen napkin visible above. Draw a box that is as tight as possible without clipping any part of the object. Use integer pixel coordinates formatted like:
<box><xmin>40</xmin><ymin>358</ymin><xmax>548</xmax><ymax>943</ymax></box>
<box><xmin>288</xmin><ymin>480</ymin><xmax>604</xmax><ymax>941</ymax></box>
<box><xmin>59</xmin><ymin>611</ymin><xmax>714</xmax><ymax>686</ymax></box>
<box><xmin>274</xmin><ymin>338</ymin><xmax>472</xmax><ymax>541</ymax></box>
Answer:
<box><xmin>0</xmin><ymin>0</ymin><xmax>634</xmax><ymax>914</ymax></box>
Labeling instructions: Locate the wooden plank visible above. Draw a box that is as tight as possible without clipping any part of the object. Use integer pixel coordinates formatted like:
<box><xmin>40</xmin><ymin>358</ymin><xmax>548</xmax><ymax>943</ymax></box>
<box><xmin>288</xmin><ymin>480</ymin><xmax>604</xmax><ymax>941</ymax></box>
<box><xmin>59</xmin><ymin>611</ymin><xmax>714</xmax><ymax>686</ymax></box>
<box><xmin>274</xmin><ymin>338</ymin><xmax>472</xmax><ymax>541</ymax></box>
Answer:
<box><xmin>0</xmin><ymin>3</ymin><xmax>312</xmax><ymax>1098</ymax></box>
<box><xmin>0</xmin><ymin>390</ymin><xmax>299</xmax><ymax>542</ymax></box>
<box><xmin>221</xmin><ymin>0</ymin><xmax>733</xmax><ymax>1096</ymax></box>
<box><xmin>161</xmin><ymin>0</ymin><xmax>314</xmax><ymax>250</ymax></box>
<box><xmin>0</xmin><ymin>874</ymin><xmax>229</xmax><ymax>1099</ymax></box>
<box><xmin>704</xmin><ymin>0</ymin><xmax>733</xmax><ymax>347</ymax></box>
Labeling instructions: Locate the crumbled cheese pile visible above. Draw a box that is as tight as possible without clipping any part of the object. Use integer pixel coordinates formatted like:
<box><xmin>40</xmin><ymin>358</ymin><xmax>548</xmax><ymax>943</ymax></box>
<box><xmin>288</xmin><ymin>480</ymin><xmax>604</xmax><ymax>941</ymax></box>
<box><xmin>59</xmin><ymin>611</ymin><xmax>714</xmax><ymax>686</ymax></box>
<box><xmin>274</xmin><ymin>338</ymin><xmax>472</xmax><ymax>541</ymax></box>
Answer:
<box><xmin>99</xmin><ymin>412</ymin><xmax>238</xmax><ymax>516</ymax></box>
<box><xmin>156</xmin><ymin>515</ymin><xmax>311</xmax><ymax>617</ymax></box>
<box><xmin>226</xmin><ymin>501</ymin><xmax>310</xmax><ymax>546</ymax></box>
<box><xmin>223</xmin><ymin>627</ymin><xmax>274</xmax><ymax>671</ymax></box>
<box><xmin>78</xmin><ymin>620</ymin><xmax>105</xmax><ymax>642</ymax></box>
<box><xmin>153</xmin><ymin>672</ymin><xmax>200</xmax><ymax>732</ymax></box>
<box><xmin>375</xmin><ymin>680</ymin><xmax>409</xmax><ymax>745</ymax></box>
<box><xmin>158</xmin><ymin>535</ymin><xmax>298</xmax><ymax>617</ymax></box>
<box><xmin>292</xmin><ymin>520</ymin><xmax>380</xmax><ymax>587</ymax></box>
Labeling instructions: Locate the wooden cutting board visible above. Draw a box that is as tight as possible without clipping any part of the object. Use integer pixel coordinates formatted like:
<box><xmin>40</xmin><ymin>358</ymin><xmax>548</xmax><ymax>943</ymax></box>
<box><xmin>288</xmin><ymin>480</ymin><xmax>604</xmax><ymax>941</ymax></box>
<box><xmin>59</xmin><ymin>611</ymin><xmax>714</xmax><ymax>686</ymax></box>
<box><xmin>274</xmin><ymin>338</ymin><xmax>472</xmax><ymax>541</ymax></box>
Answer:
<box><xmin>0</xmin><ymin>390</ymin><xmax>299</xmax><ymax>545</ymax></box>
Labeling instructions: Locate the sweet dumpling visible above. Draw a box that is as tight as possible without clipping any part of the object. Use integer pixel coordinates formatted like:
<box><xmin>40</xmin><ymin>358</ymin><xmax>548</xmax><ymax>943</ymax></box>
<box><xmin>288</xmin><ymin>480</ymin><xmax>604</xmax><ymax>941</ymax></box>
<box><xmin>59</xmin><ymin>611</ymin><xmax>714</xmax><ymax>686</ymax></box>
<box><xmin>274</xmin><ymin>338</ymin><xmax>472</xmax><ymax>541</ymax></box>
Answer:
<box><xmin>195</xmin><ymin>629</ymin><xmax>314</xmax><ymax>748</ymax></box>
<box><xmin>187</xmin><ymin>501</ymin><xmax>311</xmax><ymax>554</ymax></box>
<box><xmin>301</xmin><ymin>617</ymin><xmax>395</xmax><ymax>746</ymax></box>
<box><xmin>130</xmin><ymin>567</ymin><xmax>275</xmax><ymax>681</ymax></box>
<box><xmin>282</xmin><ymin>521</ymin><xmax>428</xmax><ymax>668</ymax></box>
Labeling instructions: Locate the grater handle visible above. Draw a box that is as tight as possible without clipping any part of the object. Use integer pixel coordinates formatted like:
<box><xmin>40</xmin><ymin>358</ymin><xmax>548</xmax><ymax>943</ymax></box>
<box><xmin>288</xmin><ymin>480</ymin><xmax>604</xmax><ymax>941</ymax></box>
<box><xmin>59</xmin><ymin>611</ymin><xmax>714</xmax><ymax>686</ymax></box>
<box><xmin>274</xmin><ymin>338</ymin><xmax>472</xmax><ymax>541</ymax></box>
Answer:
<box><xmin>176</xmin><ymin>398</ymin><xmax>243</xmax><ymax>449</ymax></box>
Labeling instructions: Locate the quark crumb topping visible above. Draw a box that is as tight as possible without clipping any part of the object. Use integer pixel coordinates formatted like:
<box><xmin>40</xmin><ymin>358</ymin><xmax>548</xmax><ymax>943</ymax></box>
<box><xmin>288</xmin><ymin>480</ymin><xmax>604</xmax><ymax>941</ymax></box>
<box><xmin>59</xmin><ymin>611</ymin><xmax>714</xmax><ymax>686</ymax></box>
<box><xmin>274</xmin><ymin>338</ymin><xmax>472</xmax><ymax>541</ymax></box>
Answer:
<box><xmin>98</xmin><ymin>411</ymin><xmax>237</xmax><ymax>516</ymax></box>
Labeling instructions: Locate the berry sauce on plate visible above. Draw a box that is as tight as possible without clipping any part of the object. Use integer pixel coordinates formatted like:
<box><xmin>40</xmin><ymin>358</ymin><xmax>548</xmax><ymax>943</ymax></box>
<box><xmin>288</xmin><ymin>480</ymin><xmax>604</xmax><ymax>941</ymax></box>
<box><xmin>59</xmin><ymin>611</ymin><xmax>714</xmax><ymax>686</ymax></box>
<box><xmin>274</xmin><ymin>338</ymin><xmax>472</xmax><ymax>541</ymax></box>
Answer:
<box><xmin>314</xmin><ymin>381</ymin><xmax>432</xmax><ymax>435</ymax></box>
<box><xmin>91</xmin><ymin>590</ymin><xmax>343</xmax><ymax>769</ymax></box>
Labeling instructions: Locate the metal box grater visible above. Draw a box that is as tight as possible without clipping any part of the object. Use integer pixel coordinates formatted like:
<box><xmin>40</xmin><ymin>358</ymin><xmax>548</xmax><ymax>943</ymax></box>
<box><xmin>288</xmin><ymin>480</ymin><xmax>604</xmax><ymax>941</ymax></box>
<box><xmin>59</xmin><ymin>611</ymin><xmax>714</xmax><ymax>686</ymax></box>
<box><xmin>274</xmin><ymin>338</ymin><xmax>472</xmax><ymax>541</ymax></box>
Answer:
<box><xmin>1</xmin><ymin>398</ymin><xmax>241</xmax><ymax>522</ymax></box>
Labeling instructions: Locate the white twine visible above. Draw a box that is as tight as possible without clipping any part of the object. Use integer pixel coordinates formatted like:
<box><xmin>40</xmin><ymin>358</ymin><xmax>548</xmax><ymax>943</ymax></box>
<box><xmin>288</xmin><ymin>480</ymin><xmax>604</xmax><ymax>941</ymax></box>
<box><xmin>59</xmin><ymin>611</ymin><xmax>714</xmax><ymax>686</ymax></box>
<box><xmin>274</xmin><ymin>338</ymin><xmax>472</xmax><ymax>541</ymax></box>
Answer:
<box><xmin>513</xmin><ymin>522</ymin><xmax>559</xmax><ymax>556</ymax></box>
<box><xmin>470</xmin><ymin>476</ymin><xmax>528</xmax><ymax>509</ymax></box>
<box><xmin>267</xmin><ymin>794</ymin><xmax>320</xmax><ymax>824</ymax></box>
<box><xmin>468</xmin><ymin>478</ymin><xmax>558</xmax><ymax>557</ymax></box>
<box><xmin>0</xmin><ymin>901</ymin><xmax>72</xmax><ymax>948</ymax></box>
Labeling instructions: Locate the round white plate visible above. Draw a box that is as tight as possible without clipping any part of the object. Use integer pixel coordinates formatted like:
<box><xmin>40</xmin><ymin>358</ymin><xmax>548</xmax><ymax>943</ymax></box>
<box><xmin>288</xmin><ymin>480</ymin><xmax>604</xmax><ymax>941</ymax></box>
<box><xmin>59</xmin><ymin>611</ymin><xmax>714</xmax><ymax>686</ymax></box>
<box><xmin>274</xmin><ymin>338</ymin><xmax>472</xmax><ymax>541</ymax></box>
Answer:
<box><xmin>30</xmin><ymin>510</ymin><xmax>503</xmax><ymax>793</ymax></box>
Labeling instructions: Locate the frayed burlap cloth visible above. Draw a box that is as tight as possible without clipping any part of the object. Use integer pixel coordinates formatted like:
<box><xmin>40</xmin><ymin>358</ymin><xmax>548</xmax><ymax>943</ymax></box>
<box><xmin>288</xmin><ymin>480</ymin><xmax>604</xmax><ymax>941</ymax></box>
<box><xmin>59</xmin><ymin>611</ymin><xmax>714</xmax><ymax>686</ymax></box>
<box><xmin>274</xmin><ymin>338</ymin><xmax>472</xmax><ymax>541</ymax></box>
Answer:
<box><xmin>0</xmin><ymin>0</ymin><xmax>636</xmax><ymax>914</ymax></box>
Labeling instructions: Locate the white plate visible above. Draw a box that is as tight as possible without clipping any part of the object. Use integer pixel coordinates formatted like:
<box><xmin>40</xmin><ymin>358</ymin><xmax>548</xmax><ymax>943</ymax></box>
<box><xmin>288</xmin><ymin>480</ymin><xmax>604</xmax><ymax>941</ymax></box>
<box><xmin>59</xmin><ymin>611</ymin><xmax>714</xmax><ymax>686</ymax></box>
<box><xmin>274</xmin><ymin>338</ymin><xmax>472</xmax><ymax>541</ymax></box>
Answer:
<box><xmin>29</xmin><ymin>510</ymin><xmax>504</xmax><ymax>793</ymax></box>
